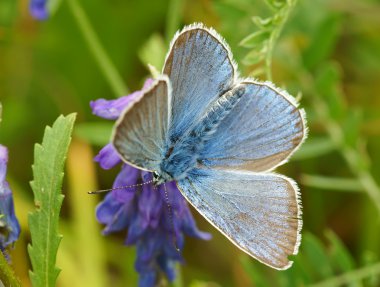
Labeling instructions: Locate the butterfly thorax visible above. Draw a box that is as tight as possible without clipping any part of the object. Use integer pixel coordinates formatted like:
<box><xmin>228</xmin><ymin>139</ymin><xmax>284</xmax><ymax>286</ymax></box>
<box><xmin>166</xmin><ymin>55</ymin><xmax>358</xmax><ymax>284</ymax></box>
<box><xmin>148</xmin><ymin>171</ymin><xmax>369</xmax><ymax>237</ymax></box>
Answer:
<box><xmin>157</xmin><ymin>85</ymin><xmax>246</xmax><ymax>182</ymax></box>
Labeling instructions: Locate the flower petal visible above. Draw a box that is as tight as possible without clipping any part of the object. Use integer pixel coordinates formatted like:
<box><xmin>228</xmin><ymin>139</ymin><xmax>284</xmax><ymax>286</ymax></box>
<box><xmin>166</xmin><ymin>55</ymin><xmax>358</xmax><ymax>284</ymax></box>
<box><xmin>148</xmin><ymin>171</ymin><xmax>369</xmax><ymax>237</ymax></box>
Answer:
<box><xmin>94</xmin><ymin>143</ymin><xmax>121</xmax><ymax>170</ymax></box>
<box><xmin>157</xmin><ymin>255</ymin><xmax>176</xmax><ymax>282</ymax></box>
<box><xmin>139</xmin><ymin>183</ymin><xmax>162</xmax><ymax>229</ymax></box>
<box><xmin>96</xmin><ymin>192</ymin><xmax>133</xmax><ymax>234</ymax></box>
<box><xmin>30</xmin><ymin>0</ymin><xmax>48</xmax><ymax>20</ymax></box>
<box><xmin>90</xmin><ymin>79</ymin><xmax>154</xmax><ymax>120</ymax></box>
<box><xmin>0</xmin><ymin>145</ymin><xmax>21</xmax><ymax>251</ymax></box>
<box><xmin>112</xmin><ymin>164</ymin><xmax>140</xmax><ymax>202</ymax></box>
<box><xmin>181</xmin><ymin>207</ymin><xmax>212</xmax><ymax>240</ymax></box>
<box><xmin>0</xmin><ymin>145</ymin><xmax>8</xmax><ymax>182</ymax></box>
<box><xmin>138</xmin><ymin>271</ymin><xmax>156</xmax><ymax>287</ymax></box>
<box><xmin>0</xmin><ymin>187</ymin><xmax>21</xmax><ymax>248</ymax></box>
<box><xmin>125</xmin><ymin>213</ymin><xmax>148</xmax><ymax>245</ymax></box>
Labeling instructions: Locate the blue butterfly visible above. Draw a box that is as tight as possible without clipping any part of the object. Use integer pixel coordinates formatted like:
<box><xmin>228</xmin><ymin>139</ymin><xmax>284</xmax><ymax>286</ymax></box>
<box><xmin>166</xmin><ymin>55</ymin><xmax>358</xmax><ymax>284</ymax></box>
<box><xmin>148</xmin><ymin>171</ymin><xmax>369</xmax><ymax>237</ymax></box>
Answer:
<box><xmin>112</xmin><ymin>23</ymin><xmax>306</xmax><ymax>270</ymax></box>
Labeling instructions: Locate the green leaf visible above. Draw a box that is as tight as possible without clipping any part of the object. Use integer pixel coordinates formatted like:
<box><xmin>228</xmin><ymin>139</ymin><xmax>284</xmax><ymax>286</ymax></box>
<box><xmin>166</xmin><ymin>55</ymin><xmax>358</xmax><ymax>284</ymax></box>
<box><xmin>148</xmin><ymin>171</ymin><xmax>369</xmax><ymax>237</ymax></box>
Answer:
<box><xmin>239</xmin><ymin>30</ymin><xmax>270</xmax><ymax>48</ymax></box>
<box><xmin>265</xmin><ymin>0</ymin><xmax>287</xmax><ymax>10</ymax></box>
<box><xmin>343</xmin><ymin>109</ymin><xmax>363</xmax><ymax>148</ymax></box>
<box><xmin>302</xmin><ymin>233</ymin><xmax>334</xmax><ymax>280</ymax></box>
<box><xmin>325</xmin><ymin>230</ymin><xmax>356</xmax><ymax>273</ymax></box>
<box><xmin>0</xmin><ymin>0</ymin><xmax>17</xmax><ymax>26</ymax></box>
<box><xmin>240</xmin><ymin>256</ymin><xmax>271</xmax><ymax>287</ymax></box>
<box><xmin>240</xmin><ymin>231</ymin><xmax>380</xmax><ymax>286</ymax></box>
<box><xmin>291</xmin><ymin>137</ymin><xmax>336</xmax><ymax>160</ymax></box>
<box><xmin>47</xmin><ymin>0</ymin><xmax>64</xmax><ymax>17</ymax></box>
<box><xmin>315</xmin><ymin>62</ymin><xmax>346</xmax><ymax>120</ymax></box>
<box><xmin>242</xmin><ymin>48</ymin><xmax>266</xmax><ymax>65</ymax></box>
<box><xmin>252</xmin><ymin>16</ymin><xmax>275</xmax><ymax>29</ymax></box>
<box><xmin>138</xmin><ymin>33</ymin><xmax>167</xmax><ymax>71</ymax></box>
<box><xmin>28</xmin><ymin>114</ymin><xmax>76</xmax><ymax>287</ymax></box>
<box><xmin>0</xmin><ymin>251</ymin><xmax>21</xmax><ymax>287</ymax></box>
<box><xmin>74</xmin><ymin>122</ymin><xmax>113</xmax><ymax>146</ymax></box>
<box><xmin>302</xmin><ymin>14</ymin><xmax>342</xmax><ymax>70</ymax></box>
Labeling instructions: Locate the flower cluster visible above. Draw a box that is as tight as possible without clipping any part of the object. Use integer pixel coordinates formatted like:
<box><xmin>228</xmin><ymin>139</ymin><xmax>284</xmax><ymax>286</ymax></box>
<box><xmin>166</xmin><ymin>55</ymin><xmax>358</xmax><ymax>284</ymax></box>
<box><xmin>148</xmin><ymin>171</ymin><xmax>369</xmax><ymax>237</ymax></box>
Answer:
<box><xmin>0</xmin><ymin>145</ymin><xmax>21</xmax><ymax>256</ymax></box>
<box><xmin>91</xmin><ymin>80</ymin><xmax>211</xmax><ymax>287</ymax></box>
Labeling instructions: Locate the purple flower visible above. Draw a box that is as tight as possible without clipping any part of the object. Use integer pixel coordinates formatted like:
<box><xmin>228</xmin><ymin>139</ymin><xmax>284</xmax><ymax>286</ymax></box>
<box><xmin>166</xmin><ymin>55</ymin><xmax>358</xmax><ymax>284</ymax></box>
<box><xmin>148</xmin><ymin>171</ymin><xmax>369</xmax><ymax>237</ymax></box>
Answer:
<box><xmin>90</xmin><ymin>79</ymin><xmax>154</xmax><ymax>120</ymax></box>
<box><xmin>92</xmin><ymin>79</ymin><xmax>211</xmax><ymax>287</ymax></box>
<box><xmin>0</xmin><ymin>145</ymin><xmax>21</xmax><ymax>255</ymax></box>
<box><xmin>30</xmin><ymin>0</ymin><xmax>48</xmax><ymax>20</ymax></box>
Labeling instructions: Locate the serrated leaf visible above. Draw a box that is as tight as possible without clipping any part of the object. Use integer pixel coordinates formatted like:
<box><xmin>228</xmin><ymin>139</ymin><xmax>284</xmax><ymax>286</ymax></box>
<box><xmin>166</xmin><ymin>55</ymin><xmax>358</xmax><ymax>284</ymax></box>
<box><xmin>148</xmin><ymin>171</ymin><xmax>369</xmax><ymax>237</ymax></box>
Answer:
<box><xmin>239</xmin><ymin>30</ymin><xmax>270</xmax><ymax>48</ymax></box>
<box><xmin>74</xmin><ymin>122</ymin><xmax>113</xmax><ymax>146</ymax></box>
<box><xmin>28</xmin><ymin>114</ymin><xmax>76</xmax><ymax>287</ymax></box>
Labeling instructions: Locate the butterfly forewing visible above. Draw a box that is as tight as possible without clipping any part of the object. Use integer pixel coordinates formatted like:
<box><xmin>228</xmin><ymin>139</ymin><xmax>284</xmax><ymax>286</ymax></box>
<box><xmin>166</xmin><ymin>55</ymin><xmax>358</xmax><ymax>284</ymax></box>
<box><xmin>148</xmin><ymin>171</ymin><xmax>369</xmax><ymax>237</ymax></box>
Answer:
<box><xmin>112</xmin><ymin>77</ymin><xmax>170</xmax><ymax>171</ymax></box>
<box><xmin>177</xmin><ymin>169</ymin><xmax>302</xmax><ymax>270</ymax></box>
<box><xmin>164</xmin><ymin>24</ymin><xmax>236</xmax><ymax>140</ymax></box>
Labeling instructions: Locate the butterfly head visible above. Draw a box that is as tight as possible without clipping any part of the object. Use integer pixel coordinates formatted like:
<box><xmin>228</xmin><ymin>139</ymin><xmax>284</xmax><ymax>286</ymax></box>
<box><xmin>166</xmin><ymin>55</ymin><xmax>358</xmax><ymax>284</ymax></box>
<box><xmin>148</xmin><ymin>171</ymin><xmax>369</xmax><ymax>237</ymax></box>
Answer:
<box><xmin>153</xmin><ymin>170</ymin><xmax>168</xmax><ymax>186</ymax></box>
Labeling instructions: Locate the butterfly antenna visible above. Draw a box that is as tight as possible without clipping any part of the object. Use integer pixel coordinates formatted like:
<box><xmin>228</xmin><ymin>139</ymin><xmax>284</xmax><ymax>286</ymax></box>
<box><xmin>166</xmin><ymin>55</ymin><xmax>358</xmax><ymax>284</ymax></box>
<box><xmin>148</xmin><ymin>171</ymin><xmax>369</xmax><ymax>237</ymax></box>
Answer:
<box><xmin>162</xmin><ymin>183</ymin><xmax>180</xmax><ymax>252</ymax></box>
<box><xmin>88</xmin><ymin>180</ymin><xmax>154</xmax><ymax>194</ymax></box>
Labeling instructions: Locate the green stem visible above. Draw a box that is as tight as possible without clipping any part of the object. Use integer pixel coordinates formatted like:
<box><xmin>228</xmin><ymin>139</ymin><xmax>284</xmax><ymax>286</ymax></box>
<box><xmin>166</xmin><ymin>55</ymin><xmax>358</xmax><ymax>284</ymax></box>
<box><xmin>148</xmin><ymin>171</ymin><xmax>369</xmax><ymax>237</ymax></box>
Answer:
<box><xmin>165</xmin><ymin>0</ymin><xmax>184</xmax><ymax>43</ymax></box>
<box><xmin>314</xmin><ymin>92</ymin><xmax>380</xmax><ymax>215</ymax></box>
<box><xmin>299</xmin><ymin>68</ymin><xmax>380</xmax><ymax>215</ymax></box>
<box><xmin>265</xmin><ymin>0</ymin><xmax>297</xmax><ymax>81</ymax></box>
<box><xmin>67</xmin><ymin>0</ymin><xmax>129</xmax><ymax>96</ymax></box>
<box><xmin>0</xmin><ymin>251</ymin><xmax>21</xmax><ymax>287</ymax></box>
<box><xmin>301</xmin><ymin>174</ymin><xmax>363</xmax><ymax>192</ymax></box>
<box><xmin>171</xmin><ymin>265</ymin><xmax>184</xmax><ymax>287</ymax></box>
<box><xmin>309</xmin><ymin>262</ymin><xmax>380</xmax><ymax>287</ymax></box>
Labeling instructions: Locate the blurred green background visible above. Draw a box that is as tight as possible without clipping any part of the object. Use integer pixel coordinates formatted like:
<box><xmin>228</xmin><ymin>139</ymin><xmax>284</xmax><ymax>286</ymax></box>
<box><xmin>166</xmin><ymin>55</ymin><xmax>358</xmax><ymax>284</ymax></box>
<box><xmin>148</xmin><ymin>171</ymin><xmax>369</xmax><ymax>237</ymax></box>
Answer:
<box><xmin>1</xmin><ymin>0</ymin><xmax>380</xmax><ymax>286</ymax></box>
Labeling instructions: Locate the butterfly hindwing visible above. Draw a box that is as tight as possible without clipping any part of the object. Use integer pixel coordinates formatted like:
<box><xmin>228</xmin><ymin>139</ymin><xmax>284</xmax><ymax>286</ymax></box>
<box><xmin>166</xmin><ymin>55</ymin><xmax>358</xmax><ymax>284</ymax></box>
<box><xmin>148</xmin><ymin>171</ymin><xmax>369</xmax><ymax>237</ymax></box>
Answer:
<box><xmin>201</xmin><ymin>80</ymin><xmax>306</xmax><ymax>172</ymax></box>
<box><xmin>163</xmin><ymin>24</ymin><xmax>237</xmax><ymax>140</ymax></box>
<box><xmin>112</xmin><ymin>77</ymin><xmax>170</xmax><ymax>171</ymax></box>
<box><xmin>177</xmin><ymin>168</ymin><xmax>302</xmax><ymax>270</ymax></box>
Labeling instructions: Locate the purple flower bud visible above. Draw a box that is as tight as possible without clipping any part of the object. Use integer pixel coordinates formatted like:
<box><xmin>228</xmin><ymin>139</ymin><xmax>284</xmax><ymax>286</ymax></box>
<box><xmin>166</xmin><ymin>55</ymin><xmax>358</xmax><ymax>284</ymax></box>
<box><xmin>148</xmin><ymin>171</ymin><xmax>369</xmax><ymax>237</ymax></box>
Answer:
<box><xmin>30</xmin><ymin>0</ymin><xmax>48</xmax><ymax>20</ymax></box>
<box><xmin>92</xmin><ymin>80</ymin><xmax>211</xmax><ymax>287</ymax></box>
<box><xmin>0</xmin><ymin>145</ymin><xmax>21</xmax><ymax>255</ymax></box>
